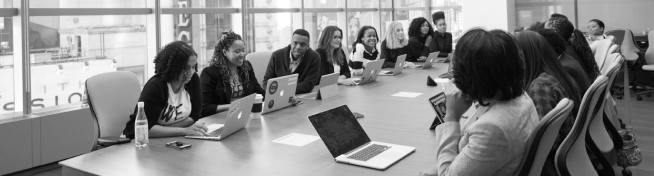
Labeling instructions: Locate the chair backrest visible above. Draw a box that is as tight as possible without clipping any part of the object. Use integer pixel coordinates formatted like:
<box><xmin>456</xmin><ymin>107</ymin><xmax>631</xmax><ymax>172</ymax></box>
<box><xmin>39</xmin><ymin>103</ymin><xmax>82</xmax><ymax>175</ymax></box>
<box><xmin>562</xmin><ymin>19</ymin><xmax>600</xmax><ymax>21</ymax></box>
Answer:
<box><xmin>605</xmin><ymin>35</ymin><xmax>614</xmax><ymax>42</ymax></box>
<box><xmin>246</xmin><ymin>52</ymin><xmax>273</xmax><ymax>85</ymax></box>
<box><xmin>605</xmin><ymin>30</ymin><xmax>625</xmax><ymax>47</ymax></box>
<box><xmin>608</xmin><ymin>44</ymin><xmax>620</xmax><ymax>54</ymax></box>
<box><xmin>592</xmin><ymin>39</ymin><xmax>613</xmax><ymax>72</ymax></box>
<box><xmin>588</xmin><ymin>56</ymin><xmax>625</xmax><ymax>155</ymax></box>
<box><xmin>645</xmin><ymin>30</ymin><xmax>654</xmax><ymax>64</ymax></box>
<box><xmin>515</xmin><ymin>98</ymin><xmax>574</xmax><ymax>176</ymax></box>
<box><xmin>621</xmin><ymin>29</ymin><xmax>640</xmax><ymax>61</ymax></box>
<box><xmin>86</xmin><ymin>71</ymin><xmax>141</xmax><ymax>138</ymax></box>
<box><xmin>555</xmin><ymin>75</ymin><xmax>608</xmax><ymax>176</ymax></box>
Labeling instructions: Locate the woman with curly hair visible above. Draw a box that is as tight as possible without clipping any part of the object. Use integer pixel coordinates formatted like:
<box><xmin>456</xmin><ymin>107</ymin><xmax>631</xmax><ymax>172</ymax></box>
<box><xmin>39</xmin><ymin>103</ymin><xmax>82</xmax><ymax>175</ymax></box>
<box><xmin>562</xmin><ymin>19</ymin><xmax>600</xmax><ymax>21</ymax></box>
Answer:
<box><xmin>201</xmin><ymin>31</ymin><xmax>264</xmax><ymax>116</ymax></box>
<box><xmin>123</xmin><ymin>41</ymin><xmax>207</xmax><ymax>139</ymax></box>
<box><xmin>546</xmin><ymin>17</ymin><xmax>600</xmax><ymax>81</ymax></box>
<box><xmin>406</xmin><ymin>17</ymin><xmax>434</xmax><ymax>62</ymax></box>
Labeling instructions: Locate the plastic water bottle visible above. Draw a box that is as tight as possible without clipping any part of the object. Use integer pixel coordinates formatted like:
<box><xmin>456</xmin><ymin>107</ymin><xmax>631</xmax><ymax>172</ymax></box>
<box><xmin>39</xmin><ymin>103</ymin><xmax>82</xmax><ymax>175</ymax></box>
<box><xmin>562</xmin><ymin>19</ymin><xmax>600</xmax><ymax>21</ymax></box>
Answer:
<box><xmin>135</xmin><ymin>102</ymin><xmax>149</xmax><ymax>147</ymax></box>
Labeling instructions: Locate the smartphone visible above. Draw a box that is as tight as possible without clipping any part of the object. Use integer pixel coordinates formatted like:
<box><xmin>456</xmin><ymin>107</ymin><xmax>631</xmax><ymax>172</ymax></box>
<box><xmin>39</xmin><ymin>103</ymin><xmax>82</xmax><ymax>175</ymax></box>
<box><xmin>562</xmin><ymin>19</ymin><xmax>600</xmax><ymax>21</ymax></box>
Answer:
<box><xmin>353</xmin><ymin>112</ymin><xmax>364</xmax><ymax>118</ymax></box>
<box><xmin>165</xmin><ymin>141</ymin><xmax>192</xmax><ymax>150</ymax></box>
<box><xmin>428</xmin><ymin>92</ymin><xmax>447</xmax><ymax>130</ymax></box>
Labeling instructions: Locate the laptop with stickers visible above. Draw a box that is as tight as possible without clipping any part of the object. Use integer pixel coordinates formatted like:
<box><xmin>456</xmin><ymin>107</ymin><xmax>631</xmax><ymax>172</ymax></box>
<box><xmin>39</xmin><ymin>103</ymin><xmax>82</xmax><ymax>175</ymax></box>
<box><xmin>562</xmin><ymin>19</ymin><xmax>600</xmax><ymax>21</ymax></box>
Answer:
<box><xmin>262</xmin><ymin>74</ymin><xmax>299</xmax><ymax>114</ymax></box>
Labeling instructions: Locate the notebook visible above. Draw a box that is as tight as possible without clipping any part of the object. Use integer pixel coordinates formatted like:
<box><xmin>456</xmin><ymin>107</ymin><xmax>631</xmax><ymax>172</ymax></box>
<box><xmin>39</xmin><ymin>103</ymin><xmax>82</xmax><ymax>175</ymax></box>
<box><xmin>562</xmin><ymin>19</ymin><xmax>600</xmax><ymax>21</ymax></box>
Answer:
<box><xmin>308</xmin><ymin>105</ymin><xmax>416</xmax><ymax>170</ymax></box>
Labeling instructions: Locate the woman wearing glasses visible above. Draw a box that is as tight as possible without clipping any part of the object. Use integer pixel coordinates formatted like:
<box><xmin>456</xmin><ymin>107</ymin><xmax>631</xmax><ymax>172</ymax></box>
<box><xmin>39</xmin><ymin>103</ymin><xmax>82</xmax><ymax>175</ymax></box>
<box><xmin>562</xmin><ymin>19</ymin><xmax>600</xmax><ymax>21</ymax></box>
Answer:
<box><xmin>316</xmin><ymin>26</ymin><xmax>356</xmax><ymax>86</ymax></box>
<box><xmin>201</xmin><ymin>31</ymin><xmax>265</xmax><ymax>116</ymax></box>
<box><xmin>123</xmin><ymin>41</ymin><xmax>208</xmax><ymax>139</ymax></box>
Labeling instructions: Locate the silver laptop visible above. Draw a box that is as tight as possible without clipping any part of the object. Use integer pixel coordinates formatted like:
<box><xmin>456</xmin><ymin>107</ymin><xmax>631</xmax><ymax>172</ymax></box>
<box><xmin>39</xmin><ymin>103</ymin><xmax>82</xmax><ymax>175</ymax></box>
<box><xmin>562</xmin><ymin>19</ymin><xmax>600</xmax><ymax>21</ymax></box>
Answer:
<box><xmin>262</xmin><ymin>74</ymin><xmax>299</xmax><ymax>114</ymax></box>
<box><xmin>415</xmin><ymin>52</ymin><xmax>440</xmax><ymax>69</ymax></box>
<box><xmin>353</xmin><ymin>59</ymin><xmax>384</xmax><ymax>85</ymax></box>
<box><xmin>438</xmin><ymin>53</ymin><xmax>455</xmax><ymax>79</ymax></box>
<box><xmin>309</xmin><ymin>105</ymin><xmax>415</xmax><ymax>170</ymax></box>
<box><xmin>185</xmin><ymin>94</ymin><xmax>255</xmax><ymax>141</ymax></box>
<box><xmin>298</xmin><ymin>73</ymin><xmax>339</xmax><ymax>99</ymax></box>
<box><xmin>379</xmin><ymin>54</ymin><xmax>406</xmax><ymax>76</ymax></box>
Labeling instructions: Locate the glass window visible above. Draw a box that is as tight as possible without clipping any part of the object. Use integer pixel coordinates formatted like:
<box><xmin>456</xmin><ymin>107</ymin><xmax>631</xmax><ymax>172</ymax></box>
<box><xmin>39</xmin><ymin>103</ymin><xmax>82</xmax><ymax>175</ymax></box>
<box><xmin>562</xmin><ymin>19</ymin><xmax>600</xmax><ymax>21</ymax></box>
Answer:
<box><xmin>515</xmin><ymin>0</ymin><xmax>576</xmax><ymax>31</ymax></box>
<box><xmin>379</xmin><ymin>11</ymin><xmax>393</xmax><ymax>38</ymax></box>
<box><xmin>395</xmin><ymin>0</ymin><xmax>426</xmax><ymax>8</ymax></box>
<box><xmin>0</xmin><ymin>1</ymin><xmax>14</xmax><ymax>117</ymax></box>
<box><xmin>30</xmin><ymin>0</ymin><xmax>145</xmax><ymax>8</ymax></box>
<box><xmin>162</xmin><ymin>0</ymin><xmax>238</xmax><ymax>8</ymax></box>
<box><xmin>432</xmin><ymin>0</ymin><xmax>461</xmax><ymax>6</ymax></box>
<box><xmin>304</xmin><ymin>0</ymin><xmax>346</xmax><ymax>49</ymax></box>
<box><xmin>577</xmin><ymin>0</ymin><xmax>654</xmax><ymax>35</ymax></box>
<box><xmin>247</xmin><ymin>0</ymin><xmax>301</xmax><ymax>52</ymax></box>
<box><xmin>28</xmin><ymin>15</ymin><xmax>147</xmax><ymax>112</ymax></box>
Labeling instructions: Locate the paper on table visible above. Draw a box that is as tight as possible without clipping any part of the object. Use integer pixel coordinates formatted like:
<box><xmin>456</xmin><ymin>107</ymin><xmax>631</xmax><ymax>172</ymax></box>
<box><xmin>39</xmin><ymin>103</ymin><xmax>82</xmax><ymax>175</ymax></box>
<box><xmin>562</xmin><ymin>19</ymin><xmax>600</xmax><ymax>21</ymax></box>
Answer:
<box><xmin>272</xmin><ymin>133</ymin><xmax>320</xmax><ymax>147</ymax></box>
<box><xmin>432</xmin><ymin>78</ymin><xmax>451</xmax><ymax>83</ymax></box>
<box><xmin>391</xmin><ymin>91</ymin><xmax>423</xmax><ymax>98</ymax></box>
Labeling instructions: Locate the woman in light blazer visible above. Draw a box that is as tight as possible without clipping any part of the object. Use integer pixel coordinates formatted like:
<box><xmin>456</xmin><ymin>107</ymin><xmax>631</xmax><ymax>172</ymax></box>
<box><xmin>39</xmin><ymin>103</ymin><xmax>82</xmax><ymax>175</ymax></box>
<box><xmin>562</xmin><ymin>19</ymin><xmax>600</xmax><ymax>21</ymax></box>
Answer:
<box><xmin>419</xmin><ymin>29</ymin><xmax>540</xmax><ymax>176</ymax></box>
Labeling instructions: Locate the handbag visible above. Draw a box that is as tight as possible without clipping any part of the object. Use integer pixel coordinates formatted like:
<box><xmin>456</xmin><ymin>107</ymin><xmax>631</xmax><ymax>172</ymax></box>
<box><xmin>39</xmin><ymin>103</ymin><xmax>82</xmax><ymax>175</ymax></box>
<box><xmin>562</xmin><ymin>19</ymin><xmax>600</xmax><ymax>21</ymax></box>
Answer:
<box><xmin>616</xmin><ymin>129</ymin><xmax>642</xmax><ymax>176</ymax></box>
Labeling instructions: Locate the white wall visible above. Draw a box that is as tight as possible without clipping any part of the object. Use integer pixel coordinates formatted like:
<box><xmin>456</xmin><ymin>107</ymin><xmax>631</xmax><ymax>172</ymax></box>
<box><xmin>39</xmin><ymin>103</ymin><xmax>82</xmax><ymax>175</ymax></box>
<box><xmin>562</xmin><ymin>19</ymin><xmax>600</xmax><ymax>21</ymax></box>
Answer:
<box><xmin>462</xmin><ymin>0</ymin><xmax>516</xmax><ymax>32</ymax></box>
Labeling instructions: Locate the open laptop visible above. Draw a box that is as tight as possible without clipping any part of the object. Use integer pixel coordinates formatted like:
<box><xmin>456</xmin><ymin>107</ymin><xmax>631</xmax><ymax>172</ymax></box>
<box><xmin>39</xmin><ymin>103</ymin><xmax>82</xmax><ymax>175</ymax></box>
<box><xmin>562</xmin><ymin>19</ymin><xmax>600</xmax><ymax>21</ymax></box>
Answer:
<box><xmin>438</xmin><ymin>53</ymin><xmax>455</xmax><ymax>79</ymax></box>
<box><xmin>308</xmin><ymin>105</ymin><xmax>416</xmax><ymax>170</ymax></box>
<box><xmin>262</xmin><ymin>74</ymin><xmax>299</xmax><ymax>114</ymax></box>
<box><xmin>298</xmin><ymin>73</ymin><xmax>339</xmax><ymax>99</ymax></box>
<box><xmin>353</xmin><ymin>59</ymin><xmax>383</xmax><ymax>85</ymax></box>
<box><xmin>415</xmin><ymin>52</ymin><xmax>440</xmax><ymax>69</ymax></box>
<box><xmin>185</xmin><ymin>94</ymin><xmax>255</xmax><ymax>141</ymax></box>
<box><xmin>379</xmin><ymin>54</ymin><xmax>406</xmax><ymax>76</ymax></box>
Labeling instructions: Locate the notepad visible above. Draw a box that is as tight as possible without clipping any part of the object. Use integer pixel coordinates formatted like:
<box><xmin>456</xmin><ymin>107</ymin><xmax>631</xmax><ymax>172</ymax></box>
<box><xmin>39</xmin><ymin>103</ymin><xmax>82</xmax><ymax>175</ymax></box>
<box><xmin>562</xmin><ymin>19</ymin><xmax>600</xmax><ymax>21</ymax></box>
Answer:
<box><xmin>272</xmin><ymin>133</ymin><xmax>320</xmax><ymax>147</ymax></box>
<box><xmin>391</xmin><ymin>92</ymin><xmax>423</xmax><ymax>98</ymax></box>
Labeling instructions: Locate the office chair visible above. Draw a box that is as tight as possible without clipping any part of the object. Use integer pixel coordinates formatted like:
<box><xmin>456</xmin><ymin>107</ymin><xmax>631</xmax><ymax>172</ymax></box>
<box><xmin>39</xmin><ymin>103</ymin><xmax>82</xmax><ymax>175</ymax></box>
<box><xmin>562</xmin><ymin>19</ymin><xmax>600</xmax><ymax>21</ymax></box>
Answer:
<box><xmin>603</xmin><ymin>54</ymin><xmax>626</xmax><ymax>130</ymax></box>
<box><xmin>86</xmin><ymin>71</ymin><xmax>141</xmax><ymax>150</ymax></box>
<box><xmin>555</xmin><ymin>76</ymin><xmax>609</xmax><ymax>176</ymax></box>
<box><xmin>593</xmin><ymin>39</ymin><xmax>614</xmax><ymax>73</ymax></box>
<box><xmin>246</xmin><ymin>52</ymin><xmax>273</xmax><ymax>86</ymax></box>
<box><xmin>514</xmin><ymin>98</ymin><xmax>574</xmax><ymax>176</ymax></box>
<box><xmin>634</xmin><ymin>30</ymin><xmax>654</xmax><ymax>101</ymax></box>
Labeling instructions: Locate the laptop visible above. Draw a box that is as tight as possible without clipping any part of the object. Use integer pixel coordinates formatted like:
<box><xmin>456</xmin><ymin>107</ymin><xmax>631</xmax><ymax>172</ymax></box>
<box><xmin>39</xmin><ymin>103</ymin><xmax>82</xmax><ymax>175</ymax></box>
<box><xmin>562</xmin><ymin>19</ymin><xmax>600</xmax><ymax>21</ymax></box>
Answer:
<box><xmin>185</xmin><ymin>94</ymin><xmax>255</xmax><ymax>141</ymax></box>
<box><xmin>379</xmin><ymin>54</ymin><xmax>406</xmax><ymax>76</ymax></box>
<box><xmin>415</xmin><ymin>52</ymin><xmax>440</xmax><ymax>69</ymax></box>
<box><xmin>353</xmin><ymin>59</ymin><xmax>384</xmax><ymax>85</ymax></box>
<box><xmin>262</xmin><ymin>74</ymin><xmax>299</xmax><ymax>114</ymax></box>
<box><xmin>308</xmin><ymin>105</ymin><xmax>416</xmax><ymax>170</ymax></box>
<box><xmin>438</xmin><ymin>53</ymin><xmax>455</xmax><ymax>79</ymax></box>
<box><xmin>298</xmin><ymin>73</ymin><xmax>339</xmax><ymax>99</ymax></box>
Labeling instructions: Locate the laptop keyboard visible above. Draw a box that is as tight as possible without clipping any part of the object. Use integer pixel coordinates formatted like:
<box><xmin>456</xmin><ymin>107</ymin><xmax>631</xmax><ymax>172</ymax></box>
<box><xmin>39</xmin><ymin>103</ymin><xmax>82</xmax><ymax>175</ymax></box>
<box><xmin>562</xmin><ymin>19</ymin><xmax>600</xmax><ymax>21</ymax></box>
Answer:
<box><xmin>346</xmin><ymin>144</ymin><xmax>391</xmax><ymax>161</ymax></box>
<box><xmin>439</xmin><ymin>72</ymin><xmax>453</xmax><ymax>79</ymax></box>
<box><xmin>205</xmin><ymin>128</ymin><xmax>223</xmax><ymax>137</ymax></box>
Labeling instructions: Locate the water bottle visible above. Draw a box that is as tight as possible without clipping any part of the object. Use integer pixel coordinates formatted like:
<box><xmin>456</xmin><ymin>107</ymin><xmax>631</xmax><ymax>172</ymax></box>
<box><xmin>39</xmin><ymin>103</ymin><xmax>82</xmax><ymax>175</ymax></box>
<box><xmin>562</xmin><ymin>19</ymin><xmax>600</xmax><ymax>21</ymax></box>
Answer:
<box><xmin>135</xmin><ymin>102</ymin><xmax>149</xmax><ymax>147</ymax></box>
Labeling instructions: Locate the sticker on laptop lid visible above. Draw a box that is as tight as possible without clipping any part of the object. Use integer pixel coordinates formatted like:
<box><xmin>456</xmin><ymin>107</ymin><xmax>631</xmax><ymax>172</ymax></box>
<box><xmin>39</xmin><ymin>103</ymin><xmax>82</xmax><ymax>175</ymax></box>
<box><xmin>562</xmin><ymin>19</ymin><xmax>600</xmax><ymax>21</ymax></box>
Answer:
<box><xmin>268</xmin><ymin>81</ymin><xmax>278</xmax><ymax>94</ymax></box>
<box><xmin>228</xmin><ymin>101</ymin><xmax>240</xmax><ymax>117</ymax></box>
<box><xmin>288</xmin><ymin>77</ymin><xmax>298</xmax><ymax>85</ymax></box>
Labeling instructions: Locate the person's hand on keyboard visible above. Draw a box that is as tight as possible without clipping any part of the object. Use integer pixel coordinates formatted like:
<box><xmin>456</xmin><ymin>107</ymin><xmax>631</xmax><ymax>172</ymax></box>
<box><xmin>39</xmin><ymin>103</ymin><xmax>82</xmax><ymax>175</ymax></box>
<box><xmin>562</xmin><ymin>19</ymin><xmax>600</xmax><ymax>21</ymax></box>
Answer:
<box><xmin>338</xmin><ymin>78</ymin><xmax>358</xmax><ymax>86</ymax></box>
<box><xmin>352</xmin><ymin>69</ymin><xmax>364</xmax><ymax>76</ymax></box>
<box><xmin>184</xmin><ymin>122</ymin><xmax>208</xmax><ymax>136</ymax></box>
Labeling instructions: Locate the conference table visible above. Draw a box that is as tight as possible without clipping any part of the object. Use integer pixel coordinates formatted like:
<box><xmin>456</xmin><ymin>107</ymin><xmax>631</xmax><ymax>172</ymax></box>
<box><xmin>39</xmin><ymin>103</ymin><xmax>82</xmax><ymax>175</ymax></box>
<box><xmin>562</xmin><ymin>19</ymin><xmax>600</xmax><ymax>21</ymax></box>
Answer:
<box><xmin>59</xmin><ymin>63</ymin><xmax>452</xmax><ymax>176</ymax></box>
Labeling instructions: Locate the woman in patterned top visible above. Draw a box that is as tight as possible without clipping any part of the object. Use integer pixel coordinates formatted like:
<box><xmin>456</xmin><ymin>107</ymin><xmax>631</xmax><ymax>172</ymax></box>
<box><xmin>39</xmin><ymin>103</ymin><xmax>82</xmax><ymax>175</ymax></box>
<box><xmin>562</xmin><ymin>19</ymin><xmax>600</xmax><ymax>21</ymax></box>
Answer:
<box><xmin>349</xmin><ymin>26</ymin><xmax>380</xmax><ymax>75</ymax></box>
<box><xmin>516</xmin><ymin>30</ymin><xmax>582</xmax><ymax>176</ymax></box>
<box><xmin>200</xmin><ymin>31</ymin><xmax>265</xmax><ymax>116</ymax></box>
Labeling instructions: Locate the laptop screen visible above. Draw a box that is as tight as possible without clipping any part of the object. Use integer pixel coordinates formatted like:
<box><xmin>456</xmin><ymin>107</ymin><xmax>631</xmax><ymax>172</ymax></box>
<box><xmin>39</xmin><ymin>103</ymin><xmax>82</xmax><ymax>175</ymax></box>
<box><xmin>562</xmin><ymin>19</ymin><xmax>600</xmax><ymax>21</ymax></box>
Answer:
<box><xmin>308</xmin><ymin>105</ymin><xmax>371</xmax><ymax>158</ymax></box>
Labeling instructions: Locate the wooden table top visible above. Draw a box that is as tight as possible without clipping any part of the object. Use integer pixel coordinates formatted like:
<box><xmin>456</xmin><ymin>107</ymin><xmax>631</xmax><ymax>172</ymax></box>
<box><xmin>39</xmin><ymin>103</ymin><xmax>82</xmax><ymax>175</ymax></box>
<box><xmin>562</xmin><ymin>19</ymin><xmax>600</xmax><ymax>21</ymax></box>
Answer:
<box><xmin>59</xmin><ymin>63</ymin><xmax>451</xmax><ymax>176</ymax></box>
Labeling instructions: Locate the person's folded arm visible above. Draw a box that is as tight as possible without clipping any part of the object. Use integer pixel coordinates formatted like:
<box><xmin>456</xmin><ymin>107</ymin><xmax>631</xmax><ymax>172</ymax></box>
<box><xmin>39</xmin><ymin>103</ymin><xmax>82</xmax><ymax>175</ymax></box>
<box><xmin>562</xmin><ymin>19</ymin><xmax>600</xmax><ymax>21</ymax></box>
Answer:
<box><xmin>262</xmin><ymin>53</ymin><xmax>278</xmax><ymax>90</ymax></box>
<box><xmin>200</xmin><ymin>68</ymin><xmax>221</xmax><ymax>117</ymax></box>
<box><xmin>296</xmin><ymin>55</ymin><xmax>321</xmax><ymax>94</ymax></box>
<box><xmin>189</xmin><ymin>73</ymin><xmax>203</xmax><ymax>121</ymax></box>
<box><xmin>435</xmin><ymin>121</ymin><xmax>511</xmax><ymax>176</ymax></box>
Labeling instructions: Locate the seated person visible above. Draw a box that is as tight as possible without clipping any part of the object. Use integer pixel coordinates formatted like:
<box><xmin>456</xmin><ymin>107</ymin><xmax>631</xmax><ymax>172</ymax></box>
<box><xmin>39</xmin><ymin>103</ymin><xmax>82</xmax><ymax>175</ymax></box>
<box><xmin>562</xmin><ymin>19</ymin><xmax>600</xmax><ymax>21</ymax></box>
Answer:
<box><xmin>587</xmin><ymin>19</ymin><xmax>607</xmax><ymax>43</ymax></box>
<box><xmin>419</xmin><ymin>29</ymin><xmax>539</xmax><ymax>176</ymax></box>
<box><xmin>429</xmin><ymin>11</ymin><xmax>453</xmax><ymax>58</ymax></box>
<box><xmin>349</xmin><ymin>26</ymin><xmax>380</xmax><ymax>75</ymax></box>
<box><xmin>518</xmin><ymin>30</ymin><xmax>583</xmax><ymax>176</ymax></box>
<box><xmin>316</xmin><ymin>26</ymin><xmax>357</xmax><ymax>86</ymax></box>
<box><xmin>263</xmin><ymin>29</ymin><xmax>321</xmax><ymax>94</ymax></box>
<box><xmin>380</xmin><ymin>21</ymin><xmax>408</xmax><ymax>68</ymax></box>
<box><xmin>546</xmin><ymin>17</ymin><xmax>600</xmax><ymax>82</ymax></box>
<box><xmin>123</xmin><ymin>41</ymin><xmax>207</xmax><ymax>139</ymax></box>
<box><xmin>535</xmin><ymin>28</ymin><xmax>591</xmax><ymax>92</ymax></box>
<box><xmin>407</xmin><ymin>17</ymin><xmax>433</xmax><ymax>62</ymax></box>
<box><xmin>200</xmin><ymin>31</ymin><xmax>265</xmax><ymax>116</ymax></box>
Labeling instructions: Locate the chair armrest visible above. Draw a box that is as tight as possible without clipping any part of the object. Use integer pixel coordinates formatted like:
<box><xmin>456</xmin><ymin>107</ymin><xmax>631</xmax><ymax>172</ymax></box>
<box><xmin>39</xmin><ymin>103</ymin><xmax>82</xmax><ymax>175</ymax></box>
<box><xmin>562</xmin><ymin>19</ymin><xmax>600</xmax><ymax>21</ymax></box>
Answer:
<box><xmin>642</xmin><ymin>65</ymin><xmax>654</xmax><ymax>71</ymax></box>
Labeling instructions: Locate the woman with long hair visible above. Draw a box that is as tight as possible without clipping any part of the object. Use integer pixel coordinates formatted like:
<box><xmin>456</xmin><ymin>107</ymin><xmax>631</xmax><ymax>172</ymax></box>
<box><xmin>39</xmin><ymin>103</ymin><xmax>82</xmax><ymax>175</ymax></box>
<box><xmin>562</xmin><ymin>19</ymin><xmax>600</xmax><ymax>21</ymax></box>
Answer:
<box><xmin>349</xmin><ymin>26</ymin><xmax>379</xmax><ymax>75</ymax></box>
<box><xmin>407</xmin><ymin>17</ymin><xmax>434</xmax><ymax>62</ymax></box>
<box><xmin>517</xmin><ymin>30</ymin><xmax>582</xmax><ymax>176</ymax></box>
<box><xmin>316</xmin><ymin>26</ymin><xmax>356</xmax><ymax>85</ymax></box>
<box><xmin>200</xmin><ymin>31</ymin><xmax>265</xmax><ymax>116</ymax></box>
<box><xmin>379</xmin><ymin>21</ymin><xmax>408</xmax><ymax>68</ymax></box>
<box><xmin>546</xmin><ymin>17</ymin><xmax>600</xmax><ymax>81</ymax></box>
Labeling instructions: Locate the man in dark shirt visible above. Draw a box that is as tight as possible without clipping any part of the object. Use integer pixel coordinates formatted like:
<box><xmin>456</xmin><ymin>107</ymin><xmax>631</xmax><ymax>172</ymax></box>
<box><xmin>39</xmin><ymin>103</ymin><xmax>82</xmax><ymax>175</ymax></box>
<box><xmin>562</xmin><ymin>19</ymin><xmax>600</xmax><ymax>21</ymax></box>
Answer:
<box><xmin>263</xmin><ymin>29</ymin><xmax>321</xmax><ymax>94</ymax></box>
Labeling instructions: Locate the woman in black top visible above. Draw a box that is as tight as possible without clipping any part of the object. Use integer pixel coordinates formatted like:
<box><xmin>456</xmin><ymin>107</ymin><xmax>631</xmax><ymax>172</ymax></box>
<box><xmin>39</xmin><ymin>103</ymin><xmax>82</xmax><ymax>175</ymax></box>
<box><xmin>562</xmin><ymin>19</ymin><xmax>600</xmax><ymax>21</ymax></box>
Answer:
<box><xmin>201</xmin><ymin>31</ymin><xmax>265</xmax><ymax>116</ymax></box>
<box><xmin>546</xmin><ymin>17</ymin><xmax>600</xmax><ymax>81</ymax></box>
<box><xmin>407</xmin><ymin>17</ymin><xmax>433</xmax><ymax>62</ymax></box>
<box><xmin>429</xmin><ymin>11</ymin><xmax>453</xmax><ymax>57</ymax></box>
<box><xmin>380</xmin><ymin>21</ymin><xmax>408</xmax><ymax>68</ymax></box>
<box><xmin>316</xmin><ymin>26</ymin><xmax>356</xmax><ymax>86</ymax></box>
<box><xmin>349</xmin><ymin>26</ymin><xmax>380</xmax><ymax>75</ymax></box>
<box><xmin>123</xmin><ymin>41</ymin><xmax>208</xmax><ymax>139</ymax></box>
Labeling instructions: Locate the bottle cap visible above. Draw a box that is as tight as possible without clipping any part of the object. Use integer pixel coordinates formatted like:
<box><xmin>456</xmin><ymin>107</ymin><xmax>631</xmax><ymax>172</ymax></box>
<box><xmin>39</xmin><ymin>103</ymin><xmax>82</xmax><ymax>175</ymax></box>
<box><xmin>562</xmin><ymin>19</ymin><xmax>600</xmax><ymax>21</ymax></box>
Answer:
<box><xmin>138</xmin><ymin>102</ymin><xmax>144</xmax><ymax>107</ymax></box>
